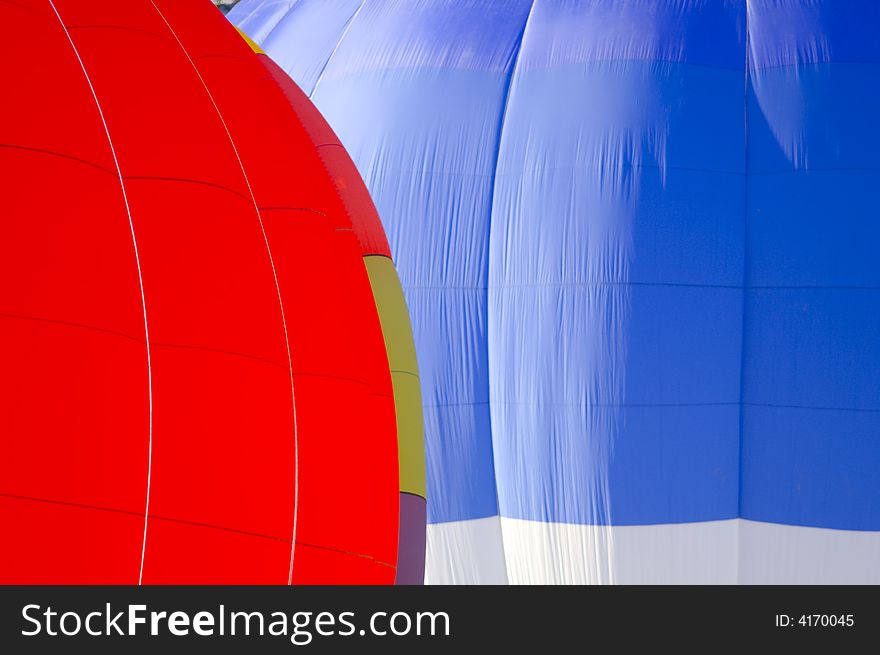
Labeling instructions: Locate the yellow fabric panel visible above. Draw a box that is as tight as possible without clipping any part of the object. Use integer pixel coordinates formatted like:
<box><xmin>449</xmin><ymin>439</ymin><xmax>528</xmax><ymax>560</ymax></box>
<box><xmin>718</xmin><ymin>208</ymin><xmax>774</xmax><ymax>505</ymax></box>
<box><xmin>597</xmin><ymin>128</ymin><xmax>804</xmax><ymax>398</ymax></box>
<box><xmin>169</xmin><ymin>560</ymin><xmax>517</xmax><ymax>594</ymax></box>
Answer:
<box><xmin>236</xmin><ymin>28</ymin><xmax>265</xmax><ymax>55</ymax></box>
<box><xmin>391</xmin><ymin>372</ymin><xmax>426</xmax><ymax>497</ymax></box>
<box><xmin>364</xmin><ymin>257</ymin><xmax>419</xmax><ymax>375</ymax></box>
<box><xmin>364</xmin><ymin>256</ymin><xmax>425</xmax><ymax>498</ymax></box>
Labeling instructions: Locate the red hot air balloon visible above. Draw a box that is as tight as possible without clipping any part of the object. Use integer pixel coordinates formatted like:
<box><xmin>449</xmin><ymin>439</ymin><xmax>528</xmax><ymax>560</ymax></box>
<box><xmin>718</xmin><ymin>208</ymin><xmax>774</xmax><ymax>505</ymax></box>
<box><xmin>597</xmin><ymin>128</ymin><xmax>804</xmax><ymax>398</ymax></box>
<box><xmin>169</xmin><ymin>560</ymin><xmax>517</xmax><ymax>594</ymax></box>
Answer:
<box><xmin>0</xmin><ymin>0</ymin><xmax>424</xmax><ymax>584</ymax></box>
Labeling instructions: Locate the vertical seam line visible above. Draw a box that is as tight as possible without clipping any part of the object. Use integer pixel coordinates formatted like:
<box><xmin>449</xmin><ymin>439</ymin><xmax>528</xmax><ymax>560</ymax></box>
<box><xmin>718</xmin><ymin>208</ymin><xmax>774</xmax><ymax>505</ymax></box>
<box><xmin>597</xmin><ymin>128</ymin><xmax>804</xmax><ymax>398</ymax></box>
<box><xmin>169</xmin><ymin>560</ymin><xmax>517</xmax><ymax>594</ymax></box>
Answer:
<box><xmin>482</xmin><ymin>0</ymin><xmax>538</xmax><ymax>585</ymax></box>
<box><xmin>736</xmin><ymin>0</ymin><xmax>752</xmax><ymax>585</ymax></box>
<box><xmin>46</xmin><ymin>0</ymin><xmax>155</xmax><ymax>585</ymax></box>
<box><xmin>150</xmin><ymin>0</ymin><xmax>301</xmax><ymax>585</ymax></box>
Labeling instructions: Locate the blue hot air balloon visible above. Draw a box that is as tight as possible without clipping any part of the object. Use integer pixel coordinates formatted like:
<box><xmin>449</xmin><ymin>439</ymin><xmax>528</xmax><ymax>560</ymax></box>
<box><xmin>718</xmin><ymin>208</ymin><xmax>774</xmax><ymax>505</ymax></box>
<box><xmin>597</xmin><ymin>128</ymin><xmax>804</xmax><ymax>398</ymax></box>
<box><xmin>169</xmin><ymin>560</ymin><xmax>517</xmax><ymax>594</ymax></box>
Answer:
<box><xmin>230</xmin><ymin>0</ymin><xmax>880</xmax><ymax>584</ymax></box>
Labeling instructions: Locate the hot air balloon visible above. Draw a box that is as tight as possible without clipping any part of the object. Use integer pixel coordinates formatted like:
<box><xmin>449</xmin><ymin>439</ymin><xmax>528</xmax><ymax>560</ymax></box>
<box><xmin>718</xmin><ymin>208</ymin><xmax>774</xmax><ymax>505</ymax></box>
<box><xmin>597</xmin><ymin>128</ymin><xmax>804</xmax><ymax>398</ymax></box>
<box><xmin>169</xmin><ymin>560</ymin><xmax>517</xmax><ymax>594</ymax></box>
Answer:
<box><xmin>0</xmin><ymin>0</ymin><xmax>424</xmax><ymax>584</ymax></box>
<box><xmin>231</xmin><ymin>0</ymin><xmax>880</xmax><ymax>583</ymax></box>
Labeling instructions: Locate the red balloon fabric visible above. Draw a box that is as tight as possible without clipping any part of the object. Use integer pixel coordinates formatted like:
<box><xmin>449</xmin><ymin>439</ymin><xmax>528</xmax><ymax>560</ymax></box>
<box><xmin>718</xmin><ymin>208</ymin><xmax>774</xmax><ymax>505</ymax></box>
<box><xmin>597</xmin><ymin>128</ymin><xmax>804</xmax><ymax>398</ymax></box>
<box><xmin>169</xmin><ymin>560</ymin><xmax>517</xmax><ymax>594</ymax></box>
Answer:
<box><xmin>0</xmin><ymin>0</ymin><xmax>403</xmax><ymax>584</ymax></box>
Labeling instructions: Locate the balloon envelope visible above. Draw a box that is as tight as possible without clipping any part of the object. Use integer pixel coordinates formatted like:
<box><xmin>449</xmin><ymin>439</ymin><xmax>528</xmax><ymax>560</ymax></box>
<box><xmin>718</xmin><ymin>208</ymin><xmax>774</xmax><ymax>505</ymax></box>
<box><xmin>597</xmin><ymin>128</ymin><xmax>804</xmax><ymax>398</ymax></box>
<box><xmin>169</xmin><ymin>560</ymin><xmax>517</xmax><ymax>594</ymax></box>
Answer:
<box><xmin>231</xmin><ymin>0</ymin><xmax>880</xmax><ymax>583</ymax></box>
<box><xmin>0</xmin><ymin>0</ymin><xmax>422</xmax><ymax>584</ymax></box>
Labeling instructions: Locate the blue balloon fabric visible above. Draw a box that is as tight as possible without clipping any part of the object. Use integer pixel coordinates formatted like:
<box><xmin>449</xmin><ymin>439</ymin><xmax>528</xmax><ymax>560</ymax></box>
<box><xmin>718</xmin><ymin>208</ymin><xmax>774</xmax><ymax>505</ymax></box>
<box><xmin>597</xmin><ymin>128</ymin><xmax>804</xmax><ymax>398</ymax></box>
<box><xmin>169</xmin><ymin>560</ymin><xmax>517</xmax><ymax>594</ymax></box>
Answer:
<box><xmin>230</xmin><ymin>0</ymin><xmax>880</xmax><ymax>583</ymax></box>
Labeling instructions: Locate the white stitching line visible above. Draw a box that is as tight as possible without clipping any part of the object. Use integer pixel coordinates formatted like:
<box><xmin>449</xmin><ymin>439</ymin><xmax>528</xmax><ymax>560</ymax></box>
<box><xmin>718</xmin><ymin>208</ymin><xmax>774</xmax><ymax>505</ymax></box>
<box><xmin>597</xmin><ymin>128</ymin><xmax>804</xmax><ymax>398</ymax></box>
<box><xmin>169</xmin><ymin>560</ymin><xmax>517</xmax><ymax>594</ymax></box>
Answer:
<box><xmin>307</xmin><ymin>0</ymin><xmax>365</xmax><ymax>98</ymax></box>
<box><xmin>46</xmin><ymin>0</ymin><xmax>155</xmax><ymax>585</ymax></box>
<box><xmin>148</xmin><ymin>1</ymin><xmax>300</xmax><ymax>584</ymax></box>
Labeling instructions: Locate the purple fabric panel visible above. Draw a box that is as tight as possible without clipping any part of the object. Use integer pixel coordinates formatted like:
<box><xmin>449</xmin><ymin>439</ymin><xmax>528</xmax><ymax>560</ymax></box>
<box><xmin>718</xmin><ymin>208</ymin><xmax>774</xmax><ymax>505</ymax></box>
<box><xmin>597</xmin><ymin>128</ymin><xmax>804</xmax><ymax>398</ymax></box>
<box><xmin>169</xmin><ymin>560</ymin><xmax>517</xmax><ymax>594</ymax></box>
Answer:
<box><xmin>395</xmin><ymin>493</ymin><xmax>427</xmax><ymax>585</ymax></box>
